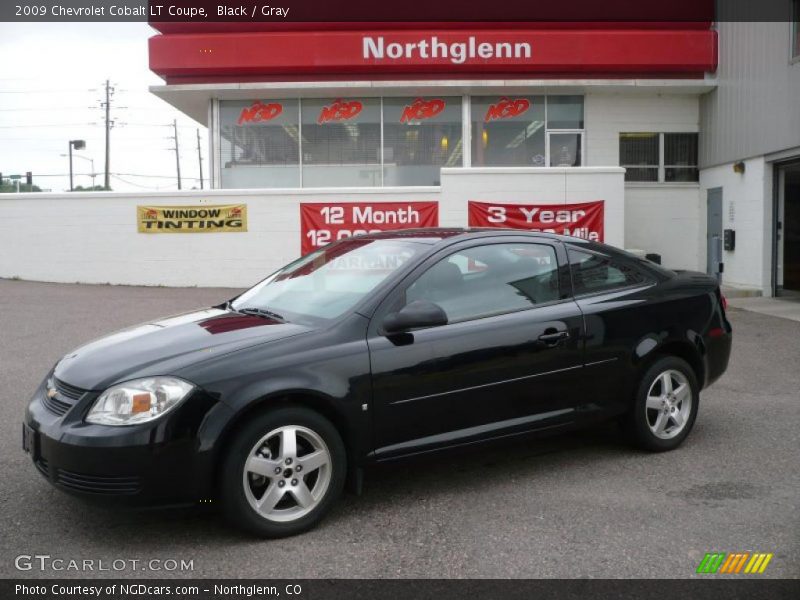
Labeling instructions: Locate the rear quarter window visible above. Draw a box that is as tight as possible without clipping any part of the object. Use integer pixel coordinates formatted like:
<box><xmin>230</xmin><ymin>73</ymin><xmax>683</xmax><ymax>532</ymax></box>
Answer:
<box><xmin>568</xmin><ymin>248</ymin><xmax>654</xmax><ymax>296</ymax></box>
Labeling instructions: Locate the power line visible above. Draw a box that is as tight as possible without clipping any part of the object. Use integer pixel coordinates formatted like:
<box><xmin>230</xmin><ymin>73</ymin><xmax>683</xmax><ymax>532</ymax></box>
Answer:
<box><xmin>0</xmin><ymin>107</ymin><xmax>98</xmax><ymax>112</ymax></box>
<box><xmin>0</xmin><ymin>88</ymin><xmax>152</xmax><ymax>94</ymax></box>
<box><xmin>20</xmin><ymin>172</ymin><xmax>203</xmax><ymax>180</ymax></box>
<box><xmin>110</xmin><ymin>174</ymin><xmax>168</xmax><ymax>190</ymax></box>
<box><xmin>116</xmin><ymin>172</ymin><xmax>202</xmax><ymax>180</ymax></box>
<box><xmin>0</xmin><ymin>124</ymin><xmax>97</xmax><ymax>128</ymax></box>
<box><xmin>0</xmin><ymin>89</ymin><xmax>98</xmax><ymax>94</ymax></box>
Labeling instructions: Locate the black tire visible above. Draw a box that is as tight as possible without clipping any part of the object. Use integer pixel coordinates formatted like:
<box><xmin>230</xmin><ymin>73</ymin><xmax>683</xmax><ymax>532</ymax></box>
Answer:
<box><xmin>623</xmin><ymin>356</ymin><xmax>700</xmax><ymax>452</ymax></box>
<box><xmin>220</xmin><ymin>406</ymin><xmax>346</xmax><ymax>538</ymax></box>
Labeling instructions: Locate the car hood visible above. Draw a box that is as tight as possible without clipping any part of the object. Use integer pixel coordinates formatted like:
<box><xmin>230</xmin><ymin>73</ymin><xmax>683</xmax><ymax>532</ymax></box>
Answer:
<box><xmin>53</xmin><ymin>308</ymin><xmax>313</xmax><ymax>391</ymax></box>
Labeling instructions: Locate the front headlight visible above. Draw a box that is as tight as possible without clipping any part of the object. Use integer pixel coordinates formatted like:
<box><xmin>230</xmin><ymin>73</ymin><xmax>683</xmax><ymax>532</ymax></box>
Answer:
<box><xmin>86</xmin><ymin>377</ymin><xmax>195</xmax><ymax>426</ymax></box>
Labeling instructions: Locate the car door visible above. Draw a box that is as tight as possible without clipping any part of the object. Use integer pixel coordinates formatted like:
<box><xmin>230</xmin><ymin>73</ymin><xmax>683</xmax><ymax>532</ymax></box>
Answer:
<box><xmin>366</xmin><ymin>238</ymin><xmax>585</xmax><ymax>459</ymax></box>
<box><xmin>565</xmin><ymin>245</ymin><xmax>661</xmax><ymax>421</ymax></box>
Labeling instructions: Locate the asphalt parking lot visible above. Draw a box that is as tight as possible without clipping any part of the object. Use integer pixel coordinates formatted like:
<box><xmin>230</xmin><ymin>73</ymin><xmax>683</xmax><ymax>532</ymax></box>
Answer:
<box><xmin>0</xmin><ymin>279</ymin><xmax>798</xmax><ymax>579</ymax></box>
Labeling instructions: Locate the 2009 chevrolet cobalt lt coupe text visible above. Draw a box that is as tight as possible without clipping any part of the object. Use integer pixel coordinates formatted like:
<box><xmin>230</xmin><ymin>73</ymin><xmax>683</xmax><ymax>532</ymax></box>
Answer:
<box><xmin>24</xmin><ymin>229</ymin><xmax>731</xmax><ymax>537</ymax></box>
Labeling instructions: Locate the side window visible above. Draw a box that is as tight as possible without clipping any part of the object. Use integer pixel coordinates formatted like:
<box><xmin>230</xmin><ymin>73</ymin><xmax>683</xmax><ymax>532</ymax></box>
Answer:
<box><xmin>406</xmin><ymin>243</ymin><xmax>560</xmax><ymax>322</ymax></box>
<box><xmin>568</xmin><ymin>249</ymin><xmax>652</xmax><ymax>295</ymax></box>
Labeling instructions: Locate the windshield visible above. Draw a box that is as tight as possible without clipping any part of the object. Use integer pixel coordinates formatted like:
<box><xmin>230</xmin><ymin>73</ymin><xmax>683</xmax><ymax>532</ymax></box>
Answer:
<box><xmin>231</xmin><ymin>239</ymin><xmax>424</xmax><ymax>323</ymax></box>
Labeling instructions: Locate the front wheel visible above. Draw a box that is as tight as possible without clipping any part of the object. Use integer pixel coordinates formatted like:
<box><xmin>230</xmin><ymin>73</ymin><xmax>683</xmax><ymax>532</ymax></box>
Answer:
<box><xmin>220</xmin><ymin>406</ymin><xmax>346</xmax><ymax>537</ymax></box>
<box><xmin>624</xmin><ymin>356</ymin><xmax>699</xmax><ymax>452</ymax></box>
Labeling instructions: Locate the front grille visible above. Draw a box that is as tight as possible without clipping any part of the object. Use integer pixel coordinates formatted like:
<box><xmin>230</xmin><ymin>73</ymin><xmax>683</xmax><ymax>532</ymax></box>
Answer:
<box><xmin>41</xmin><ymin>378</ymin><xmax>88</xmax><ymax>417</ymax></box>
<box><xmin>54</xmin><ymin>378</ymin><xmax>86</xmax><ymax>401</ymax></box>
<box><xmin>56</xmin><ymin>469</ymin><xmax>142</xmax><ymax>496</ymax></box>
<box><xmin>41</xmin><ymin>393</ymin><xmax>72</xmax><ymax>416</ymax></box>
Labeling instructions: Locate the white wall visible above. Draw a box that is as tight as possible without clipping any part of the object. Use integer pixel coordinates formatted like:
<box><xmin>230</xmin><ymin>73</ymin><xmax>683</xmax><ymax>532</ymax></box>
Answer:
<box><xmin>699</xmin><ymin>157</ymin><xmax>772</xmax><ymax>294</ymax></box>
<box><xmin>586</xmin><ymin>92</ymin><xmax>700</xmax><ymax>166</ymax></box>
<box><xmin>622</xmin><ymin>185</ymin><xmax>704</xmax><ymax>271</ymax></box>
<box><xmin>439</xmin><ymin>167</ymin><xmax>624</xmax><ymax>246</ymax></box>
<box><xmin>0</xmin><ymin>168</ymin><xmax>624</xmax><ymax>288</ymax></box>
<box><xmin>586</xmin><ymin>92</ymin><xmax>705</xmax><ymax>271</ymax></box>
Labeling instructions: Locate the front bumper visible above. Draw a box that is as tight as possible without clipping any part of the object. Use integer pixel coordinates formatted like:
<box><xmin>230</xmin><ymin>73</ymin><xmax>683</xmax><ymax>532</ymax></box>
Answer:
<box><xmin>23</xmin><ymin>378</ymin><xmax>226</xmax><ymax>506</ymax></box>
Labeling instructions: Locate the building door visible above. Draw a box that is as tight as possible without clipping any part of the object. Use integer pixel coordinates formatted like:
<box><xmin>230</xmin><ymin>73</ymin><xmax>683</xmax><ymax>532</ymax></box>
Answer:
<box><xmin>706</xmin><ymin>188</ymin><xmax>723</xmax><ymax>281</ymax></box>
<box><xmin>776</xmin><ymin>162</ymin><xmax>800</xmax><ymax>296</ymax></box>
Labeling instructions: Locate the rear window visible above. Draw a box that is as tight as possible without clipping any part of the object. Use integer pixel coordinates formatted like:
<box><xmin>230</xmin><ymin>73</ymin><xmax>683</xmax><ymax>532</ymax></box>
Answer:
<box><xmin>568</xmin><ymin>249</ymin><xmax>654</xmax><ymax>295</ymax></box>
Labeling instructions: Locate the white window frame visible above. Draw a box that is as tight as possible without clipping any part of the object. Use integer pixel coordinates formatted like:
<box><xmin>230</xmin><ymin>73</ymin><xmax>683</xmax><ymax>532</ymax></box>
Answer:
<box><xmin>546</xmin><ymin>130</ymin><xmax>586</xmax><ymax>167</ymax></box>
<box><xmin>467</xmin><ymin>94</ymin><xmax>586</xmax><ymax>168</ymax></box>
<box><xmin>621</xmin><ymin>132</ymin><xmax>699</xmax><ymax>184</ymax></box>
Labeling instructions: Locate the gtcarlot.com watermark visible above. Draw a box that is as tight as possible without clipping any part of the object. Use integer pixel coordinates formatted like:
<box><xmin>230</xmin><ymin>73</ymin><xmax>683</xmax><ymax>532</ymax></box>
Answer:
<box><xmin>14</xmin><ymin>554</ymin><xmax>194</xmax><ymax>573</ymax></box>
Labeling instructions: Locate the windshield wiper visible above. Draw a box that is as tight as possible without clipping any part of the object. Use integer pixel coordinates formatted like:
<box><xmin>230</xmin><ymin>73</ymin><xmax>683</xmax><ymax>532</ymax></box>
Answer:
<box><xmin>235</xmin><ymin>307</ymin><xmax>287</xmax><ymax>322</ymax></box>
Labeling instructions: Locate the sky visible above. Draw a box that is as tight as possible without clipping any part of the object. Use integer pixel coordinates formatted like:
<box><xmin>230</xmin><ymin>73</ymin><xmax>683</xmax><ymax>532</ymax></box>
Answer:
<box><xmin>0</xmin><ymin>22</ymin><xmax>207</xmax><ymax>193</ymax></box>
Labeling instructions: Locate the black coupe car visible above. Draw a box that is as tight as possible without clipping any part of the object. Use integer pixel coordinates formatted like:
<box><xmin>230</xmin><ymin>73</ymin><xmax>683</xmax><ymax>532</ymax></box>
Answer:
<box><xmin>24</xmin><ymin>229</ymin><xmax>731</xmax><ymax>537</ymax></box>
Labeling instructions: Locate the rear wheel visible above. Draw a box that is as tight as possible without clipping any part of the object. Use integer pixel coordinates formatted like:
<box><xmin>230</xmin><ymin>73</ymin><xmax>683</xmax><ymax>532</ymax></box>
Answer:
<box><xmin>220</xmin><ymin>406</ymin><xmax>346</xmax><ymax>537</ymax></box>
<box><xmin>624</xmin><ymin>356</ymin><xmax>699</xmax><ymax>452</ymax></box>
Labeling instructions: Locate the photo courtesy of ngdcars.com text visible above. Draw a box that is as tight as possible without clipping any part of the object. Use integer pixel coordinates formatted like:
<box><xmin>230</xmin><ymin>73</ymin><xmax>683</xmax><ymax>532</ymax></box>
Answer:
<box><xmin>1</xmin><ymin>1</ymin><xmax>799</xmax><ymax>599</ymax></box>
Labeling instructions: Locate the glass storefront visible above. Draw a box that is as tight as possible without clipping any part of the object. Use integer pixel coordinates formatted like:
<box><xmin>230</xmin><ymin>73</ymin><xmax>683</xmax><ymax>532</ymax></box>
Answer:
<box><xmin>220</xmin><ymin>100</ymin><xmax>300</xmax><ymax>189</ymax></box>
<box><xmin>218</xmin><ymin>95</ymin><xmax>585</xmax><ymax>189</ymax></box>
<box><xmin>302</xmin><ymin>98</ymin><xmax>382</xmax><ymax>187</ymax></box>
<box><xmin>383</xmin><ymin>97</ymin><xmax>463</xmax><ymax>186</ymax></box>
<box><xmin>471</xmin><ymin>96</ymin><xmax>545</xmax><ymax>167</ymax></box>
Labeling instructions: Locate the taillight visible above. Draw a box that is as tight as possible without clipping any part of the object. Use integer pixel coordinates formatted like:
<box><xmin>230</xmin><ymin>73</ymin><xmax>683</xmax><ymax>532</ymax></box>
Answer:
<box><xmin>720</xmin><ymin>294</ymin><xmax>728</xmax><ymax>311</ymax></box>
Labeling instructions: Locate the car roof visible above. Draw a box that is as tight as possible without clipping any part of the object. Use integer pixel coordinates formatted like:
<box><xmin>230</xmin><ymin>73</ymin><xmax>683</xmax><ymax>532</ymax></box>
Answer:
<box><xmin>356</xmin><ymin>227</ymin><xmax>594</xmax><ymax>246</ymax></box>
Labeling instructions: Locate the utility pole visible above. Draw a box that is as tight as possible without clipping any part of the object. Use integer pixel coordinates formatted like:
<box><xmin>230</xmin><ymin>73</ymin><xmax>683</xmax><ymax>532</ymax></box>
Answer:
<box><xmin>101</xmin><ymin>79</ymin><xmax>114</xmax><ymax>190</ymax></box>
<box><xmin>196</xmin><ymin>128</ymin><xmax>204</xmax><ymax>189</ymax></box>
<box><xmin>172</xmin><ymin>119</ymin><xmax>182</xmax><ymax>190</ymax></box>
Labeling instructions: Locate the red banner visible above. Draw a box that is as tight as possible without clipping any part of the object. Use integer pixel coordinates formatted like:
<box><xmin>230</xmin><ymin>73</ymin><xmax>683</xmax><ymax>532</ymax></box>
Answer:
<box><xmin>468</xmin><ymin>201</ymin><xmax>604</xmax><ymax>242</ymax></box>
<box><xmin>301</xmin><ymin>201</ymin><xmax>439</xmax><ymax>254</ymax></box>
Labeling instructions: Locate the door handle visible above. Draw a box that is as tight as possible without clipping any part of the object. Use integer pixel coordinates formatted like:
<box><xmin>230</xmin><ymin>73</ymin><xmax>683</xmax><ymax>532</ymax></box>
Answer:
<box><xmin>538</xmin><ymin>329</ymin><xmax>570</xmax><ymax>345</ymax></box>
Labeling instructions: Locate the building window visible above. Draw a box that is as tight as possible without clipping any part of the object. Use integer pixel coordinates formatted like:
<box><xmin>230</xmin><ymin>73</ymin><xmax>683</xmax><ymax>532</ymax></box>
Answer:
<box><xmin>470</xmin><ymin>95</ymin><xmax>584</xmax><ymax>168</ymax></box>
<box><xmin>546</xmin><ymin>95</ymin><xmax>584</xmax><ymax>129</ymax></box>
<box><xmin>383</xmin><ymin>96</ymin><xmax>463</xmax><ymax>186</ymax></box>
<box><xmin>664</xmin><ymin>133</ymin><xmax>699</xmax><ymax>182</ymax></box>
<box><xmin>620</xmin><ymin>132</ymin><xmax>699</xmax><ymax>183</ymax></box>
<box><xmin>219</xmin><ymin>95</ymin><xmax>589</xmax><ymax>189</ymax></box>
<box><xmin>301</xmin><ymin>98</ymin><xmax>381</xmax><ymax>187</ymax></box>
<box><xmin>220</xmin><ymin>99</ymin><xmax>300</xmax><ymax>189</ymax></box>
<box><xmin>471</xmin><ymin>96</ymin><xmax>546</xmax><ymax>167</ymax></box>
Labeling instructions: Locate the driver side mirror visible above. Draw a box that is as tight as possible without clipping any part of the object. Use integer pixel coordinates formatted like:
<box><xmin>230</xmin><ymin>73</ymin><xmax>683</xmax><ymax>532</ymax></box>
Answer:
<box><xmin>382</xmin><ymin>300</ymin><xmax>448</xmax><ymax>335</ymax></box>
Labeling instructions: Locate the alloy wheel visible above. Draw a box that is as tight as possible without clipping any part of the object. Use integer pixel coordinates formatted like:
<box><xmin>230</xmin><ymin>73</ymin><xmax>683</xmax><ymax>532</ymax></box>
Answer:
<box><xmin>645</xmin><ymin>369</ymin><xmax>693</xmax><ymax>440</ymax></box>
<box><xmin>242</xmin><ymin>425</ymin><xmax>332</xmax><ymax>522</ymax></box>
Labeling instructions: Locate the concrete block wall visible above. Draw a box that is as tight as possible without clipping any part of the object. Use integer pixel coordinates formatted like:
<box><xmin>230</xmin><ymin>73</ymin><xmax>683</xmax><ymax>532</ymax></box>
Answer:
<box><xmin>587</xmin><ymin>92</ymin><xmax>705</xmax><ymax>271</ymax></box>
<box><xmin>0</xmin><ymin>168</ymin><xmax>624</xmax><ymax>288</ymax></box>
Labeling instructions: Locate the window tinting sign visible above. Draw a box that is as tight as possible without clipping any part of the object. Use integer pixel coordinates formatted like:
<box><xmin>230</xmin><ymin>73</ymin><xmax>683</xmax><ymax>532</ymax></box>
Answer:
<box><xmin>468</xmin><ymin>200</ymin><xmax>604</xmax><ymax>241</ymax></box>
<box><xmin>137</xmin><ymin>204</ymin><xmax>248</xmax><ymax>233</ymax></box>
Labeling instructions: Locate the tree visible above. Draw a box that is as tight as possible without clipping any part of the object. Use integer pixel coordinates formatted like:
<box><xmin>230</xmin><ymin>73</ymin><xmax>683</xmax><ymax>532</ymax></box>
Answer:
<box><xmin>0</xmin><ymin>181</ymin><xmax>42</xmax><ymax>193</ymax></box>
<box><xmin>71</xmin><ymin>185</ymin><xmax>112</xmax><ymax>192</ymax></box>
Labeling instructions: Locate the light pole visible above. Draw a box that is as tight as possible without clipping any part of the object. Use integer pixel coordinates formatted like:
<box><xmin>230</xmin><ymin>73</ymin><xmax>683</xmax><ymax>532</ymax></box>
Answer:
<box><xmin>67</xmin><ymin>139</ymin><xmax>86</xmax><ymax>191</ymax></box>
<box><xmin>61</xmin><ymin>153</ymin><xmax>96</xmax><ymax>189</ymax></box>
